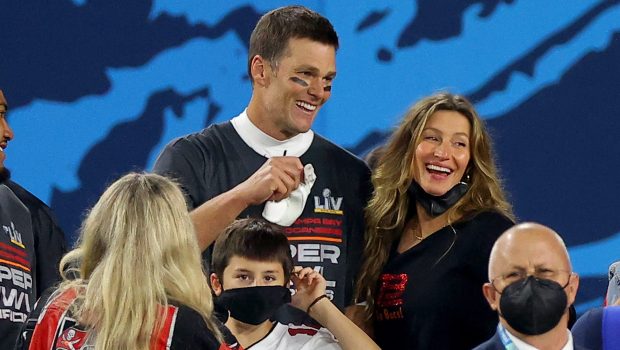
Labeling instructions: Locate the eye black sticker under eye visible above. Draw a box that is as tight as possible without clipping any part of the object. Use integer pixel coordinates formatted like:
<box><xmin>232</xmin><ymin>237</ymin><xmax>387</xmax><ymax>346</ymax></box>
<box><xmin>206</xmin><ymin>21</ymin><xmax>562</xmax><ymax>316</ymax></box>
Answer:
<box><xmin>290</xmin><ymin>77</ymin><xmax>309</xmax><ymax>87</ymax></box>
<box><xmin>323</xmin><ymin>86</ymin><xmax>332</xmax><ymax>92</ymax></box>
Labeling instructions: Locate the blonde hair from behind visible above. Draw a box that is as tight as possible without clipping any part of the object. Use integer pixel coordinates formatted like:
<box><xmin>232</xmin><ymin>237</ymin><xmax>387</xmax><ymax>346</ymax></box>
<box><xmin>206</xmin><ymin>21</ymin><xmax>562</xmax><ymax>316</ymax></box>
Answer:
<box><xmin>58</xmin><ymin>172</ymin><xmax>221</xmax><ymax>349</ymax></box>
<box><xmin>355</xmin><ymin>92</ymin><xmax>514</xmax><ymax>319</ymax></box>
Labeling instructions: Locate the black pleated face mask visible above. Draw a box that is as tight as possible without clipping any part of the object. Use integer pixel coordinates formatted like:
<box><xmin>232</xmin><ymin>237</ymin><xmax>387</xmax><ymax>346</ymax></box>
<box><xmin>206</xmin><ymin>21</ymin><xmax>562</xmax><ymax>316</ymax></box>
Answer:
<box><xmin>216</xmin><ymin>285</ymin><xmax>291</xmax><ymax>325</ymax></box>
<box><xmin>407</xmin><ymin>180</ymin><xmax>469</xmax><ymax>217</ymax></box>
<box><xmin>498</xmin><ymin>276</ymin><xmax>569</xmax><ymax>335</ymax></box>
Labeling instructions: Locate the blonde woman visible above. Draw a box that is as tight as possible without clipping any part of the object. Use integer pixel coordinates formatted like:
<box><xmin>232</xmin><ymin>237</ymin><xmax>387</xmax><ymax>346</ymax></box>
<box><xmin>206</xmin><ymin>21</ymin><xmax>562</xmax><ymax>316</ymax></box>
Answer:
<box><xmin>18</xmin><ymin>173</ymin><xmax>233</xmax><ymax>350</ymax></box>
<box><xmin>353</xmin><ymin>93</ymin><xmax>515</xmax><ymax>349</ymax></box>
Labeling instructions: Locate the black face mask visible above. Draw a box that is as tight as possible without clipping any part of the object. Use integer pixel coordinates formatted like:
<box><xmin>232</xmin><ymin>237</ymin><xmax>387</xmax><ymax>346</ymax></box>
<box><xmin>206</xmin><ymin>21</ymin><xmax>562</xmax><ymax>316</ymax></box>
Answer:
<box><xmin>407</xmin><ymin>180</ymin><xmax>469</xmax><ymax>217</ymax></box>
<box><xmin>216</xmin><ymin>286</ymin><xmax>291</xmax><ymax>325</ymax></box>
<box><xmin>499</xmin><ymin>276</ymin><xmax>569</xmax><ymax>336</ymax></box>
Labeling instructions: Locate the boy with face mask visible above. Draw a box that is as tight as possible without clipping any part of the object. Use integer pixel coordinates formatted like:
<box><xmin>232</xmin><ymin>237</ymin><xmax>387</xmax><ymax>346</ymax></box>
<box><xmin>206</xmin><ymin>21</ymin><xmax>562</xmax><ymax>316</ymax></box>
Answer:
<box><xmin>209</xmin><ymin>218</ymin><xmax>379</xmax><ymax>350</ymax></box>
<box><xmin>475</xmin><ymin>223</ymin><xmax>584</xmax><ymax>350</ymax></box>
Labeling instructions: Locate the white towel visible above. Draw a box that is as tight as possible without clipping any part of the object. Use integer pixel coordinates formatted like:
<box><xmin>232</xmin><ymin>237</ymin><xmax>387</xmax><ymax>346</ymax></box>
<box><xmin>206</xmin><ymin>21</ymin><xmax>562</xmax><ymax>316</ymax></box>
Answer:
<box><xmin>262</xmin><ymin>164</ymin><xmax>316</xmax><ymax>227</ymax></box>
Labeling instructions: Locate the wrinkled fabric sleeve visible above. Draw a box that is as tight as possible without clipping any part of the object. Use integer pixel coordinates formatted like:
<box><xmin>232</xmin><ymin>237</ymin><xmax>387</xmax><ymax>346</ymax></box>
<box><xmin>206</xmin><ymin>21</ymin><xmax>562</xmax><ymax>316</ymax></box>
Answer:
<box><xmin>153</xmin><ymin>137</ymin><xmax>208</xmax><ymax>210</ymax></box>
<box><xmin>170</xmin><ymin>306</ymin><xmax>226</xmax><ymax>350</ymax></box>
<box><xmin>299</xmin><ymin>327</ymin><xmax>342</xmax><ymax>350</ymax></box>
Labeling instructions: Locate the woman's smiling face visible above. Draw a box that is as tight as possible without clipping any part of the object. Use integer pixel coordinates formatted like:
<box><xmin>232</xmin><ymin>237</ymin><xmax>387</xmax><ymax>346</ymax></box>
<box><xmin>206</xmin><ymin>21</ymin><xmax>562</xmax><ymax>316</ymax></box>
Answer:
<box><xmin>412</xmin><ymin>110</ymin><xmax>471</xmax><ymax>196</ymax></box>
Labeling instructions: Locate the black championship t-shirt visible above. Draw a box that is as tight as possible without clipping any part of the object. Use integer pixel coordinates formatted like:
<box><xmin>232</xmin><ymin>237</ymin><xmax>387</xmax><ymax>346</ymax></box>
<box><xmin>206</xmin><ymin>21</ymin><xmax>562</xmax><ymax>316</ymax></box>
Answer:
<box><xmin>154</xmin><ymin>122</ymin><xmax>372</xmax><ymax>310</ymax></box>
<box><xmin>6</xmin><ymin>180</ymin><xmax>66</xmax><ymax>296</ymax></box>
<box><xmin>0</xmin><ymin>184</ymin><xmax>36</xmax><ymax>349</ymax></box>
<box><xmin>374</xmin><ymin>211</ymin><xmax>514</xmax><ymax>350</ymax></box>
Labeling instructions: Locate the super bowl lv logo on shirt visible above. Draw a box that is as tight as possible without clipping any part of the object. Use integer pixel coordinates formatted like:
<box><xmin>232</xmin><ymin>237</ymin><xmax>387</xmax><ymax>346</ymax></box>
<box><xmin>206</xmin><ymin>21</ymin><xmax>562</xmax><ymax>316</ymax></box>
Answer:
<box><xmin>313</xmin><ymin>188</ymin><xmax>343</xmax><ymax>215</ymax></box>
<box><xmin>284</xmin><ymin>188</ymin><xmax>346</xmax><ymax>301</ymax></box>
<box><xmin>0</xmin><ymin>220</ymin><xmax>33</xmax><ymax>323</ymax></box>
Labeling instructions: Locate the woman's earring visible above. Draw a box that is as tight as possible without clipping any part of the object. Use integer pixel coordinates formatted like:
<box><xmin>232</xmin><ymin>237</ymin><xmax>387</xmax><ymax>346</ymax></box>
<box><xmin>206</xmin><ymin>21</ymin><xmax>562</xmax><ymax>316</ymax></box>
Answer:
<box><xmin>460</xmin><ymin>173</ymin><xmax>471</xmax><ymax>185</ymax></box>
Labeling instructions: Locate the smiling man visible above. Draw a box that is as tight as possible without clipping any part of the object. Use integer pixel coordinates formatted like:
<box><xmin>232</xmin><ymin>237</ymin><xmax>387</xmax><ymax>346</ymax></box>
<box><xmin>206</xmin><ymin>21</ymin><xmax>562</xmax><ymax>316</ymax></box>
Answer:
<box><xmin>154</xmin><ymin>6</ymin><xmax>372</xmax><ymax>319</ymax></box>
<box><xmin>0</xmin><ymin>91</ymin><xmax>13</xmax><ymax>180</ymax></box>
<box><xmin>0</xmin><ymin>89</ymin><xmax>66</xmax><ymax>349</ymax></box>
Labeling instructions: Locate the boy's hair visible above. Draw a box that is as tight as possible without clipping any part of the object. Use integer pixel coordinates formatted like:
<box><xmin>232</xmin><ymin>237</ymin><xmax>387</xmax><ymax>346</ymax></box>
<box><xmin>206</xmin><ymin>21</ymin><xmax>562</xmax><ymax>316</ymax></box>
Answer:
<box><xmin>247</xmin><ymin>5</ymin><xmax>339</xmax><ymax>82</ymax></box>
<box><xmin>211</xmin><ymin>218</ymin><xmax>294</xmax><ymax>282</ymax></box>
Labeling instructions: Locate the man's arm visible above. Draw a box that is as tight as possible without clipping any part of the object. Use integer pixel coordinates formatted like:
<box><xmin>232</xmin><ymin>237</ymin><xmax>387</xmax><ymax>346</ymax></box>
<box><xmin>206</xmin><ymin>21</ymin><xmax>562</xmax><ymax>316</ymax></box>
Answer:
<box><xmin>154</xmin><ymin>138</ymin><xmax>304</xmax><ymax>251</ymax></box>
<box><xmin>191</xmin><ymin>156</ymin><xmax>303</xmax><ymax>250</ymax></box>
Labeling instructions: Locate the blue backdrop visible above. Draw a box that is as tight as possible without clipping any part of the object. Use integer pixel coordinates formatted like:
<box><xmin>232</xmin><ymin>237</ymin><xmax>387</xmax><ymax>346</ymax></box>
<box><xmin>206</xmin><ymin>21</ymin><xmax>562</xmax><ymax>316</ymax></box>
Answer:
<box><xmin>3</xmin><ymin>0</ymin><xmax>620</xmax><ymax>312</ymax></box>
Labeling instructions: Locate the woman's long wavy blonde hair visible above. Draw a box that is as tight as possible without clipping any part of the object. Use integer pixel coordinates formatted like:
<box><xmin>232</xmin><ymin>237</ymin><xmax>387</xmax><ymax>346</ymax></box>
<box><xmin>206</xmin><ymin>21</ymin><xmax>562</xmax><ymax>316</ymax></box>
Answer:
<box><xmin>355</xmin><ymin>93</ymin><xmax>514</xmax><ymax>319</ymax></box>
<box><xmin>57</xmin><ymin>172</ymin><xmax>222</xmax><ymax>349</ymax></box>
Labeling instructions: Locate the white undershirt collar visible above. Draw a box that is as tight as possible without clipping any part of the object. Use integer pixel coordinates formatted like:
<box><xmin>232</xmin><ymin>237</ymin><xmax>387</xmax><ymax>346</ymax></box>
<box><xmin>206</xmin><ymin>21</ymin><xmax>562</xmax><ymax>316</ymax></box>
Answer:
<box><xmin>230</xmin><ymin>109</ymin><xmax>314</xmax><ymax>158</ymax></box>
<box><xmin>505</xmin><ymin>328</ymin><xmax>574</xmax><ymax>350</ymax></box>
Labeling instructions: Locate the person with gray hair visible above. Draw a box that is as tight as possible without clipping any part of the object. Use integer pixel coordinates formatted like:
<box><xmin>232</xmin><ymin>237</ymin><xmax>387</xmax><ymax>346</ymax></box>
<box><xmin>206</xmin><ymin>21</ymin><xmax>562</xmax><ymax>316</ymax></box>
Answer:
<box><xmin>606</xmin><ymin>261</ymin><xmax>620</xmax><ymax>306</ymax></box>
<box><xmin>475</xmin><ymin>222</ymin><xmax>584</xmax><ymax>350</ymax></box>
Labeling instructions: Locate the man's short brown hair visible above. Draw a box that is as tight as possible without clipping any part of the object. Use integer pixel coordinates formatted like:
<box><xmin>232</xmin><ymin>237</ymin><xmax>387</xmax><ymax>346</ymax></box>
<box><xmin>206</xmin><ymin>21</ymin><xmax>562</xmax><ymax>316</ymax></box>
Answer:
<box><xmin>247</xmin><ymin>5</ymin><xmax>339</xmax><ymax>82</ymax></box>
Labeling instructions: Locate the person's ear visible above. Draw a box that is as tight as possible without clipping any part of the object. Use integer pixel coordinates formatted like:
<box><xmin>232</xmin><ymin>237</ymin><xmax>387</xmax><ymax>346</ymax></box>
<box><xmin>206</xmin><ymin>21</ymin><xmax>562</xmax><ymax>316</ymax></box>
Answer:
<box><xmin>567</xmin><ymin>273</ymin><xmax>580</xmax><ymax>305</ymax></box>
<box><xmin>482</xmin><ymin>282</ymin><xmax>499</xmax><ymax>311</ymax></box>
<box><xmin>210</xmin><ymin>273</ymin><xmax>223</xmax><ymax>296</ymax></box>
<box><xmin>250</xmin><ymin>55</ymin><xmax>270</xmax><ymax>87</ymax></box>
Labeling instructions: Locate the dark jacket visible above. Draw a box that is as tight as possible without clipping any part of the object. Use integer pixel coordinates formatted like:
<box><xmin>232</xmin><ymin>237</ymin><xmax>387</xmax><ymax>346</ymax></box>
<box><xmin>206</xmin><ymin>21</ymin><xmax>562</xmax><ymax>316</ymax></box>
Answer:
<box><xmin>473</xmin><ymin>328</ymin><xmax>590</xmax><ymax>350</ymax></box>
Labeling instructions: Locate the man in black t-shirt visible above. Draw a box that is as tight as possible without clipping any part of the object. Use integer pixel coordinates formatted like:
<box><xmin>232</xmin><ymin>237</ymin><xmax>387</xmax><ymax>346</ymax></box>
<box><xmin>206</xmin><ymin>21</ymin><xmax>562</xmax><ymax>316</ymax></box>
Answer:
<box><xmin>154</xmin><ymin>6</ymin><xmax>371</xmax><ymax>313</ymax></box>
<box><xmin>0</xmin><ymin>89</ymin><xmax>67</xmax><ymax>349</ymax></box>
